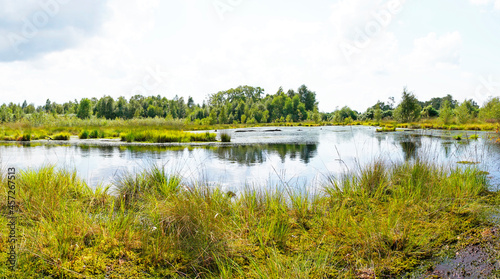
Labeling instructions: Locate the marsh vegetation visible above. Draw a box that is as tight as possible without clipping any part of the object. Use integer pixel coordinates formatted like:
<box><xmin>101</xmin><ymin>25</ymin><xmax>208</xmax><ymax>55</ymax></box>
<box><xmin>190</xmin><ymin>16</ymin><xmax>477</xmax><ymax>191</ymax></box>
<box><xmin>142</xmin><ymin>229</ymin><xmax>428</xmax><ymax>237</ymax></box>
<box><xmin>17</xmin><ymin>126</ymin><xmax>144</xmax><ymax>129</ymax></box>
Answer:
<box><xmin>1</xmin><ymin>160</ymin><xmax>499</xmax><ymax>278</ymax></box>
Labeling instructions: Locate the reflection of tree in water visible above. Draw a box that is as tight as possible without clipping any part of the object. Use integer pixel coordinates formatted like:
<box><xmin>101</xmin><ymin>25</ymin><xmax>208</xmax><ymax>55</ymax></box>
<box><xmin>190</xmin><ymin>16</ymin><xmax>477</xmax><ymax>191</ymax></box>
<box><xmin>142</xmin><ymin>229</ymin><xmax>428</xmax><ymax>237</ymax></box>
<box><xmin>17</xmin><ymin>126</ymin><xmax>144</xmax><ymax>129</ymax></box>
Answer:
<box><xmin>441</xmin><ymin>141</ymin><xmax>452</xmax><ymax>157</ymax></box>
<box><xmin>79</xmin><ymin>145</ymin><xmax>91</xmax><ymax>157</ymax></box>
<box><xmin>214</xmin><ymin>144</ymin><xmax>318</xmax><ymax>166</ymax></box>
<box><xmin>72</xmin><ymin>143</ymin><xmax>318</xmax><ymax>166</ymax></box>
<box><xmin>399</xmin><ymin>135</ymin><xmax>422</xmax><ymax>161</ymax></box>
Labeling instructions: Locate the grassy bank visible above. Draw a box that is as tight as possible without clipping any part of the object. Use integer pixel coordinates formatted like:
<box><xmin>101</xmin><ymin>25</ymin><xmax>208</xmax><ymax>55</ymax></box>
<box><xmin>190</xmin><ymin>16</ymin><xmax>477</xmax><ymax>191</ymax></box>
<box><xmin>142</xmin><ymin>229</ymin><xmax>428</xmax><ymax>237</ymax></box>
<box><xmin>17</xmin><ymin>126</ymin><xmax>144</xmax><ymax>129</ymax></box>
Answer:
<box><xmin>120</xmin><ymin>130</ymin><xmax>217</xmax><ymax>143</ymax></box>
<box><xmin>0</xmin><ymin>116</ymin><xmax>498</xmax><ymax>144</ymax></box>
<box><xmin>365</xmin><ymin>120</ymin><xmax>499</xmax><ymax>132</ymax></box>
<box><xmin>1</xmin><ymin>161</ymin><xmax>499</xmax><ymax>278</ymax></box>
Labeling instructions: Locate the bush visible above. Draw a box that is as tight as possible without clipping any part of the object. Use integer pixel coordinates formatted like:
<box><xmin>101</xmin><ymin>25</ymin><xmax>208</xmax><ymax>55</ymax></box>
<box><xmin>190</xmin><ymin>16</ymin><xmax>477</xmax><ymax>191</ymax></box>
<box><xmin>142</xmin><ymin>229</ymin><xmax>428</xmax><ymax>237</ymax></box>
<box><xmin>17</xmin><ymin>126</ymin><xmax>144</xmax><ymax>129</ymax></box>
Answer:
<box><xmin>189</xmin><ymin>131</ymin><xmax>216</xmax><ymax>142</ymax></box>
<box><xmin>18</xmin><ymin>133</ymin><xmax>31</xmax><ymax>141</ymax></box>
<box><xmin>120</xmin><ymin>130</ymin><xmax>217</xmax><ymax>143</ymax></box>
<box><xmin>220</xmin><ymin>131</ymin><xmax>231</xmax><ymax>142</ymax></box>
<box><xmin>79</xmin><ymin>130</ymin><xmax>89</xmax><ymax>139</ymax></box>
<box><xmin>52</xmin><ymin>132</ymin><xmax>71</xmax><ymax>140</ymax></box>
<box><xmin>89</xmin><ymin>130</ymin><xmax>99</xmax><ymax>139</ymax></box>
<box><xmin>479</xmin><ymin>97</ymin><xmax>500</xmax><ymax>123</ymax></box>
<box><xmin>469</xmin><ymin>134</ymin><xmax>479</xmax><ymax>140</ymax></box>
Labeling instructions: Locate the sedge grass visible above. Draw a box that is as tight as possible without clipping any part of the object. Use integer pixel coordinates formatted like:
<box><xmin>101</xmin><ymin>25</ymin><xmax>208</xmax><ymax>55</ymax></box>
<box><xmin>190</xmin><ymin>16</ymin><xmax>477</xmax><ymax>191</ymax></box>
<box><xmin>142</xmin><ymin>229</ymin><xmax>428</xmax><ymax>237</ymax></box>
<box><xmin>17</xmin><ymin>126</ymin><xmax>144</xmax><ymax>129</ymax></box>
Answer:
<box><xmin>219</xmin><ymin>131</ymin><xmax>232</xmax><ymax>142</ymax></box>
<box><xmin>0</xmin><ymin>161</ymin><xmax>498</xmax><ymax>278</ymax></box>
<box><xmin>121</xmin><ymin>130</ymin><xmax>217</xmax><ymax>143</ymax></box>
<box><xmin>52</xmin><ymin>132</ymin><xmax>71</xmax><ymax>140</ymax></box>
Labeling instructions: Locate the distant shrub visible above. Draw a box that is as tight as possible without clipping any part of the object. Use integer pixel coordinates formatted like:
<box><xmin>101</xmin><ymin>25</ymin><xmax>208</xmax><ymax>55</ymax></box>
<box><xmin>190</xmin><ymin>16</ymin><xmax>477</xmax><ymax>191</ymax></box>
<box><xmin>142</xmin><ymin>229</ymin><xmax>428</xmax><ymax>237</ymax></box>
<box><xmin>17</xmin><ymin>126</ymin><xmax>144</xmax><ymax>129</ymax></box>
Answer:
<box><xmin>376</xmin><ymin>126</ymin><xmax>396</xmax><ymax>132</ymax></box>
<box><xmin>189</xmin><ymin>132</ymin><xmax>216</xmax><ymax>142</ymax></box>
<box><xmin>53</xmin><ymin>132</ymin><xmax>71</xmax><ymax>140</ymax></box>
<box><xmin>120</xmin><ymin>130</ymin><xmax>217</xmax><ymax>143</ymax></box>
<box><xmin>18</xmin><ymin>133</ymin><xmax>31</xmax><ymax>141</ymax></box>
<box><xmin>79</xmin><ymin>130</ymin><xmax>89</xmax><ymax>139</ymax></box>
<box><xmin>220</xmin><ymin>131</ymin><xmax>231</xmax><ymax>142</ymax></box>
<box><xmin>89</xmin><ymin>130</ymin><xmax>99</xmax><ymax>139</ymax></box>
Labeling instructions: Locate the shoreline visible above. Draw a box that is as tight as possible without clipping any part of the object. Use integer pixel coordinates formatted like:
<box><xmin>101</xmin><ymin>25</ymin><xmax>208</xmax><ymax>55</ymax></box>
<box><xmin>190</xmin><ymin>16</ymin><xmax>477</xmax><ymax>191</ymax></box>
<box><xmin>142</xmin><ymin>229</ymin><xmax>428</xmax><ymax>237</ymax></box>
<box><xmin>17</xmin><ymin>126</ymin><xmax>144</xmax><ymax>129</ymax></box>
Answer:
<box><xmin>0</xmin><ymin>125</ymin><xmax>496</xmax><ymax>147</ymax></box>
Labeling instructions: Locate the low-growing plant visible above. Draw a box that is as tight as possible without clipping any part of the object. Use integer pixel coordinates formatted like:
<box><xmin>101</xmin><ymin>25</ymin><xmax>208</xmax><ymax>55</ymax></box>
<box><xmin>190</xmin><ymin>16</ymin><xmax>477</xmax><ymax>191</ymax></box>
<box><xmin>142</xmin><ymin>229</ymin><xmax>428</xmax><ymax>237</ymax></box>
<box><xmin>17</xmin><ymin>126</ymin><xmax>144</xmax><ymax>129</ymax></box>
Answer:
<box><xmin>376</xmin><ymin>126</ymin><xmax>396</xmax><ymax>132</ymax></box>
<box><xmin>52</xmin><ymin>132</ymin><xmax>71</xmax><ymax>140</ymax></box>
<box><xmin>18</xmin><ymin>133</ymin><xmax>31</xmax><ymax>141</ymax></box>
<box><xmin>469</xmin><ymin>134</ymin><xmax>479</xmax><ymax>140</ymax></box>
<box><xmin>79</xmin><ymin>130</ymin><xmax>89</xmax><ymax>139</ymax></box>
<box><xmin>120</xmin><ymin>130</ymin><xmax>217</xmax><ymax>143</ymax></box>
<box><xmin>89</xmin><ymin>129</ymin><xmax>99</xmax><ymax>138</ymax></box>
<box><xmin>219</xmin><ymin>131</ymin><xmax>232</xmax><ymax>142</ymax></box>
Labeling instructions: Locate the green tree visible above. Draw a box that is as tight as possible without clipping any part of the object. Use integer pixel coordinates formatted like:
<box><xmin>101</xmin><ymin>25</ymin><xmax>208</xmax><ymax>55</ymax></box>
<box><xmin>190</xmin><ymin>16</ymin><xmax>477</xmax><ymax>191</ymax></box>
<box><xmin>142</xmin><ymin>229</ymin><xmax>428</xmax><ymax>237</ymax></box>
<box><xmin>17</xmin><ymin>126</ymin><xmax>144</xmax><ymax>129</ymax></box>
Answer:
<box><xmin>44</xmin><ymin>99</ymin><xmax>52</xmax><ymax>113</ymax></box>
<box><xmin>219</xmin><ymin>105</ymin><xmax>228</xmax><ymax>124</ymax></box>
<box><xmin>374</xmin><ymin>102</ymin><xmax>383</xmax><ymax>122</ymax></box>
<box><xmin>394</xmin><ymin>88</ymin><xmax>421</xmax><ymax>123</ymax></box>
<box><xmin>479</xmin><ymin>97</ymin><xmax>500</xmax><ymax>122</ymax></box>
<box><xmin>96</xmin><ymin>96</ymin><xmax>115</xmax><ymax>119</ymax></box>
<box><xmin>297</xmin><ymin>84</ymin><xmax>317</xmax><ymax>111</ymax></box>
<box><xmin>421</xmin><ymin>105</ymin><xmax>439</xmax><ymax>118</ymax></box>
<box><xmin>439</xmin><ymin>100</ymin><xmax>453</xmax><ymax>125</ymax></box>
<box><xmin>77</xmin><ymin>98</ymin><xmax>92</xmax><ymax>119</ymax></box>
<box><xmin>115</xmin><ymin>96</ymin><xmax>128</xmax><ymax>119</ymax></box>
<box><xmin>455</xmin><ymin>100</ymin><xmax>471</xmax><ymax>124</ymax></box>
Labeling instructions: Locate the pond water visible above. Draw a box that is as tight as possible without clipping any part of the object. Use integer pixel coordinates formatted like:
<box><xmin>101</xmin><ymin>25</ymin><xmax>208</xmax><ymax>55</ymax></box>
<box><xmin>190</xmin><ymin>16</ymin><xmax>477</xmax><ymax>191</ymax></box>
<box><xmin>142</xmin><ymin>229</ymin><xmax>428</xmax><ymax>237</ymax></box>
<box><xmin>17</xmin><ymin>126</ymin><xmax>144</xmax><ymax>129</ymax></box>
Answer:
<box><xmin>0</xmin><ymin>126</ymin><xmax>499</xmax><ymax>192</ymax></box>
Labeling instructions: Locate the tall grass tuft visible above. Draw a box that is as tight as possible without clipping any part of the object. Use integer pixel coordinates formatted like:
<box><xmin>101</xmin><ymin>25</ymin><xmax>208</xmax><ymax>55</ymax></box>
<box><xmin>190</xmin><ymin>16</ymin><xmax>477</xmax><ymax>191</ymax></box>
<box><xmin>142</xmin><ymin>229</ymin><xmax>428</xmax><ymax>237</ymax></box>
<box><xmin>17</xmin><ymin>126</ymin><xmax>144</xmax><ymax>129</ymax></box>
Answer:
<box><xmin>220</xmin><ymin>130</ymin><xmax>232</xmax><ymax>142</ymax></box>
<box><xmin>0</xmin><ymin>161</ymin><xmax>496</xmax><ymax>278</ymax></box>
<box><xmin>52</xmin><ymin>132</ymin><xmax>71</xmax><ymax>140</ymax></box>
<box><xmin>79</xmin><ymin>130</ymin><xmax>89</xmax><ymax>139</ymax></box>
<box><xmin>18</xmin><ymin>133</ymin><xmax>31</xmax><ymax>141</ymax></box>
<box><xmin>120</xmin><ymin>130</ymin><xmax>217</xmax><ymax>143</ymax></box>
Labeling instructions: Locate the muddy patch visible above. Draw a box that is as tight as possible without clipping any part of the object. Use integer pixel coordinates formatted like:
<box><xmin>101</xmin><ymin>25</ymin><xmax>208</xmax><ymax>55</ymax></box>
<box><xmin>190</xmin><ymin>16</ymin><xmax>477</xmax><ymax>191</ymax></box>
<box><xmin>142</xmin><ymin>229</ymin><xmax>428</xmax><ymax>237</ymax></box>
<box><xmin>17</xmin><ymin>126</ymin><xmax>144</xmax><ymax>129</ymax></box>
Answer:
<box><xmin>428</xmin><ymin>228</ymin><xmax>499</xmax><ymax>279</ymax></box>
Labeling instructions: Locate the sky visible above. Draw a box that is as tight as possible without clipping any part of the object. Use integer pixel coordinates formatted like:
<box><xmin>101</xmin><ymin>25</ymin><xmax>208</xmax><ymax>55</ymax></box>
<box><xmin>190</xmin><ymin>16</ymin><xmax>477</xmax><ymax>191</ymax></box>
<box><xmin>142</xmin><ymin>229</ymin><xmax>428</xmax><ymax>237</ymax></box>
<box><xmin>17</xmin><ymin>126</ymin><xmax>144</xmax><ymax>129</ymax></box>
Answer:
<box><xmin>0</xmin><ymin>0</ymin><xmax>499</xmax><ymax>112</ymax></box>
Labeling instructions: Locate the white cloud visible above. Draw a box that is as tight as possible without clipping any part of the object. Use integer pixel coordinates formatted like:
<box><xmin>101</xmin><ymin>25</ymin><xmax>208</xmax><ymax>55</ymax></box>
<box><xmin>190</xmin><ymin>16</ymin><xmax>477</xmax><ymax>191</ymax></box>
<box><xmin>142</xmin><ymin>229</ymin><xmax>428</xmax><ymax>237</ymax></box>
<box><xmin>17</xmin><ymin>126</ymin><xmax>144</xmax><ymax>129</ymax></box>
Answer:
<box><xmin>0</xmin><ymin>0</ymin><xmax>110</xmax><ymax>62</ymax></box>
<box><xmin>0</xmin><ymin>0</ymin><xmax>162</xmax><ymax>105</ymax></box>
<box><xmin>404</xmin><ymin>32</ymin><xmax>462</xmax><ymax>70</ymax></box>
<box><xmin>469</xmin><ymin>0</ymin><xmax>500</xmax><ymax>9</ymax></box>
<box><xmin>0</xmin><ymin>0</ymin><xmax>497</xmax><ymax>113</ymax></box>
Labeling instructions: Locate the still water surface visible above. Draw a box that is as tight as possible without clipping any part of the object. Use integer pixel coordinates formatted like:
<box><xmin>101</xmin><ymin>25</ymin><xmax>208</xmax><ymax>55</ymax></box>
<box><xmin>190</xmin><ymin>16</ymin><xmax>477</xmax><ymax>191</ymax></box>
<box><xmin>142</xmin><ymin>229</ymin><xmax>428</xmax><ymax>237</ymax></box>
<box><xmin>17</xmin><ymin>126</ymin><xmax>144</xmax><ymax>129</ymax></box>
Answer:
<box><xmin>1</xmin><ymin>126</ymin><xmax>499</xmax><ymax>192</ymax></box>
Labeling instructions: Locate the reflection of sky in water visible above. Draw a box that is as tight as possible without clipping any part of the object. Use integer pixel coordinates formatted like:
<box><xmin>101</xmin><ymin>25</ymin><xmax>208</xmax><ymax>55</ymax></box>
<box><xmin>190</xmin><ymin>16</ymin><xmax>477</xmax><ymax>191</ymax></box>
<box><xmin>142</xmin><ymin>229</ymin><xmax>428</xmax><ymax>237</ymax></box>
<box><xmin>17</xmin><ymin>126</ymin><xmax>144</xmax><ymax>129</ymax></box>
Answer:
<box><xmin>0</xmin><ymin>126</ymin><xmax>499</xmax><ymax>192</ymax></box>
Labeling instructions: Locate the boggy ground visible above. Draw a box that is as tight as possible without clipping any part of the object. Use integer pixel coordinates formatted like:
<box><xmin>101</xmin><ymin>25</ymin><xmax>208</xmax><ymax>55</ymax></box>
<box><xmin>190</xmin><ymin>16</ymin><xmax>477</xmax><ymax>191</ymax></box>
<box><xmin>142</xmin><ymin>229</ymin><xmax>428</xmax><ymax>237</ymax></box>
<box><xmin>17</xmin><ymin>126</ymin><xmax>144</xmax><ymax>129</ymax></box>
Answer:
<box><xmin>1</xmin><ymin>160</ymin><xmax>500</xmax><ymax>278</ymax></box>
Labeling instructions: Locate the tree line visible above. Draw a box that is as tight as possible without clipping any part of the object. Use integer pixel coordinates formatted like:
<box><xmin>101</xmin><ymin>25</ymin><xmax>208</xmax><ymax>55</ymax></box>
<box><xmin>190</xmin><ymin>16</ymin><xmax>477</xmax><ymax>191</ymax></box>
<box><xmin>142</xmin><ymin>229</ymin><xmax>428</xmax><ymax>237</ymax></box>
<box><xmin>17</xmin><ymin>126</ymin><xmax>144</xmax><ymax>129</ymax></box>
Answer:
<box><xmin>0</xmin><ymin>85</ymin><xmax>320</xmax><ymax>124</ymax></box>
<box><xmin>0</xmin><ymin>86</ymin><xmax>499</xmax><ymax>124</ymax></box>
<box><xmin>326</xmin><ymin>88</ymin><xmax>499</xmax><ymax>124</ymax></box>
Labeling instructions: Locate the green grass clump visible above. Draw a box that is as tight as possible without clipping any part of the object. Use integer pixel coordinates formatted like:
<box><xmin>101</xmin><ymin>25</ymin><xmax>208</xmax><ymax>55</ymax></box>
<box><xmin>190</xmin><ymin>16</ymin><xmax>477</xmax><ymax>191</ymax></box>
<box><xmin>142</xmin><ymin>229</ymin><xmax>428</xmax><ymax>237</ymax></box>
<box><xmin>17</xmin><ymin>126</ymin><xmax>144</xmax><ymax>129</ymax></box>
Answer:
<box><xmin>469</xmin><ymin>134</ymin><xmax>479</xmax><ymax>140</ymax></box>
<box><xmin>189</xmin><ymin>131</ymin><xmax>217</xmax><ymax>142</ymax></box>
<box><xmin>376</xmin><ymin>126</ymin><xmax>396</xmax><ymax>132</ymax></box>
<box><xmin>79</xmin><ymin>130</ymin><xmax>89</xmax><ymax>139</ymax></box>
<box><xmin>89</xmin><ymin>129</ymin><xmax>99</xmax><ymax>139</ymax></box>
<box><xmin>120</xmin><ymin>130</ymin><xmax>217</xmax><ymax>143</ymax></box>
<box><xmin>18</xmin><ymin>133</ymin><xmax>31</xmax><ymax>141</ymax></box>
<box><xmin>219</xmin><ymin>131</ymin><xmax>232</xmax><ymax>142</ymax></box>
<box><xmin>0</xmin><ymin>161</ymin><xmax>497</xmax><ymax>278</ymax></box>
<box><xmin>52</xmin><ymin>132</ymin><xmax>71</xmax><ymax>140</ymax></box>
<box><xmin>453</xmin><ymin>134</ymin><xmax>462</xmax><ymax>140</ymax></box>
